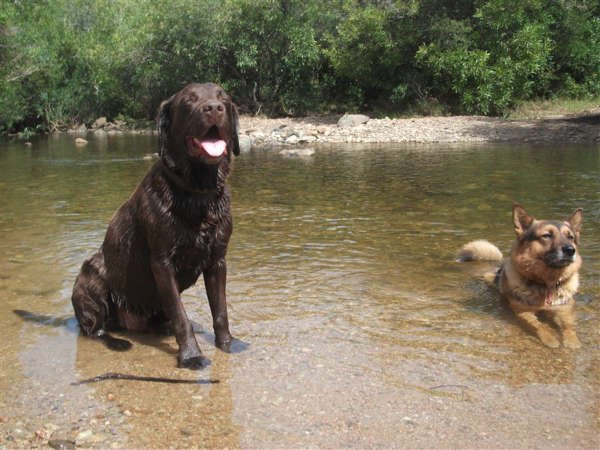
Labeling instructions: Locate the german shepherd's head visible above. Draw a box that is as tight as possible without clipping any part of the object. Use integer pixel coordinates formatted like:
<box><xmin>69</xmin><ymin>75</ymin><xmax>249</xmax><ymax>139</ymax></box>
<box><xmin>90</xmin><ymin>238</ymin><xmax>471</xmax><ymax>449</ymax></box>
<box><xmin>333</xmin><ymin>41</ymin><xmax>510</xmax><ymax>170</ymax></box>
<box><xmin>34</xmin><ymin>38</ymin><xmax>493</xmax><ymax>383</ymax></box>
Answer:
<box><xmin>511</xmin><ymin>204</ymin><xmax>583</xmax><ymax>284</ymax></box>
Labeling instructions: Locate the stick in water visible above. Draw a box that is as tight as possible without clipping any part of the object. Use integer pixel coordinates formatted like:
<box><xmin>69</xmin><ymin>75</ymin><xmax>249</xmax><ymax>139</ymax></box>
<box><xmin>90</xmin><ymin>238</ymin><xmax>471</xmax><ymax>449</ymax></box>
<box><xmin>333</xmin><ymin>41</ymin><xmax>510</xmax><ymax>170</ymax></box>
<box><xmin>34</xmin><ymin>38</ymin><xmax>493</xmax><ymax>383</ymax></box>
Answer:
<box><xmin>72</xmin><ymin>372</ymin><xmax>219</xmax><ymax>385</ymax></box>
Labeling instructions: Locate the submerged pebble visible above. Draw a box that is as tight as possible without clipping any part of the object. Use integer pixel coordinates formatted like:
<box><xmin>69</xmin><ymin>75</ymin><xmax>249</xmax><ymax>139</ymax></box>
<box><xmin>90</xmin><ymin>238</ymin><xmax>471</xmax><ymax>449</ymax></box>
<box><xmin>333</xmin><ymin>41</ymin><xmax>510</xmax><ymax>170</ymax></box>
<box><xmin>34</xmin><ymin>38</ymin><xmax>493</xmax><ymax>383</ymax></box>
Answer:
<box><xmin>48</xmin><ymin>439</ymin><xmax>76</xmax><ymax>450</ymax></box>
<box><xmin>75</xmin><ymin>429</ymin><xmax>93</xmax><ymax>443</ymax></box>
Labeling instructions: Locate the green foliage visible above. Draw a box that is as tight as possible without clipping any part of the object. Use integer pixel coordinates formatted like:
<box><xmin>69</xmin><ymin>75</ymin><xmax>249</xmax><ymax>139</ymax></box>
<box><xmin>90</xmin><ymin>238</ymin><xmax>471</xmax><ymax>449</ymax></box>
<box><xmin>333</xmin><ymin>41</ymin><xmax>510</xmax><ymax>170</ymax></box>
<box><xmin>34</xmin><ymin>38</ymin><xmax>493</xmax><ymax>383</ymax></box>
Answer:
<box><xmin>550</xmin><ymin>2</ymin><xmax>600</xmax><ymax>97</ymax></box>
<box><xmin>219</xmin><ymin>0</ymin><xmax>325</xmax><ymax>115</ymax></box>
<box><xmin>0</xmin><ymin>3</ymin><xmax>29</xmax><ymax>133</ymax></box>
<box><xmin>2</xmin><ymin>0</ymin><xmax>600</xmax><ymax>133</ymax></box>
<box><xmin>416</xmin><ymin>0</ymin><xmax>600</xmax><ymax>115</ymax></box>
<box><xmin>324</xmin><ymin>1</ymin><xmax>424</xmax><ymax>110</ymax></box>
<box><xmin>326</xmin><ymin>6</ymin><xmax>394</xmax><ymax>91</ymax></box>
<box><xmin>0</xmin><ymin>0</ymin><xmax>140</xmax><ymax>131</ymax></box>
<box><xmin>416</xmin><ymin>0</ymin><xmax>555</xmax><ymax>115</ymax></box>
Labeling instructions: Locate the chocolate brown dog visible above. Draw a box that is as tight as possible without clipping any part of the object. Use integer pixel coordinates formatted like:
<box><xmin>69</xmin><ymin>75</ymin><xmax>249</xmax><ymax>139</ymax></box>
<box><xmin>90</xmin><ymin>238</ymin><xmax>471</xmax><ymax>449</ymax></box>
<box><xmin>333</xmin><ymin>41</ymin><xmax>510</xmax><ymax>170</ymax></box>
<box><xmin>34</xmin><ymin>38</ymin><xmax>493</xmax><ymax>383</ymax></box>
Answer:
<box><xmin>459</xmin><ymin>204</ymin><xmax>583</xmax><ymax>348</ymax></box>
<box><xmin>71</xmin><ymin>83</ymin><xmax>240</xmax><ymax>368</ymax></box>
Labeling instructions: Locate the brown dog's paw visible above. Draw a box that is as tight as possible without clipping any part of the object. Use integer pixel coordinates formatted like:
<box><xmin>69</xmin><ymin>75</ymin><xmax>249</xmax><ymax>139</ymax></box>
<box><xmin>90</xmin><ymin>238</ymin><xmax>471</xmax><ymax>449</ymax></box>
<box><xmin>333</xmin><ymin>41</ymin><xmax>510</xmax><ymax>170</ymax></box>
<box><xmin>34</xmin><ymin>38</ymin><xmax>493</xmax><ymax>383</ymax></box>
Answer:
<box><xmin>96</xmin><ymin>330</ymin><xmax>133</xmax><ymax>352</ymax></box>
<box><xmin>215</xmin><ymin>333</ymin><xmax>233</xmax><ymax>352</ymax></box>
<box><xmin>220</xmin><ymin>337</ymin><xmax>250</xmax><ymax>354</ymax></box>
<box><xmin>178</xmin><ymin>355</ymin><xmax>210</xmax><ymax>370</ymax></box>
<box><xmin>216</xmin><ymin>340</ymin><xmax>231</xmax><ymax>353</ymax></box>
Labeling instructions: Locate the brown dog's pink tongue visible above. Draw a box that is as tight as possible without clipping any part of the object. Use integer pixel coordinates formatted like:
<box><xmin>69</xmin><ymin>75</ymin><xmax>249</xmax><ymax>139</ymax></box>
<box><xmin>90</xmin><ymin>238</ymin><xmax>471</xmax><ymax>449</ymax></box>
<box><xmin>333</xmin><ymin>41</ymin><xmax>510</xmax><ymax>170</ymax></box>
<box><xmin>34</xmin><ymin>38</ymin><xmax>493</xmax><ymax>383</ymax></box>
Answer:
<box><xmin>198</xmin><ymin>138</ymin><xmax>226</xmax><ymax>157</ymax></box>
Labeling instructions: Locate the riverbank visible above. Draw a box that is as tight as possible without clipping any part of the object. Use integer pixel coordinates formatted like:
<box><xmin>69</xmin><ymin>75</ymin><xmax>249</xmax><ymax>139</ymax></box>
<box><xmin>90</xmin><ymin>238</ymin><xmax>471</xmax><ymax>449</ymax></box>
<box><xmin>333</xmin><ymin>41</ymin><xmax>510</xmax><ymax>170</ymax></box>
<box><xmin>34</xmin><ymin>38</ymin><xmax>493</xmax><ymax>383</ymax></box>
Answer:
<box><xmin>238</xmin><ymin>111</ymin><xmax>600</xmax><ymax>149</ymax></box>
<box><xmin>52</xmin><ymin>110</ymin><xmax>600</xmax><ymax>150</ymax></box>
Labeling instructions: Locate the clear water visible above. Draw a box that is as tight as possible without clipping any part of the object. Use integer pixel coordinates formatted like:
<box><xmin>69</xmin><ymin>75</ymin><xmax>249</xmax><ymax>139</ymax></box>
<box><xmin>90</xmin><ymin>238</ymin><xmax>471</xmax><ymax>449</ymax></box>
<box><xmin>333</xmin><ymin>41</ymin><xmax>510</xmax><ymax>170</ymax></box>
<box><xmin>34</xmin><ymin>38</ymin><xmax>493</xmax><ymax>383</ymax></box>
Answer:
<box><xmin>1</xmin><ymin>135</ymin><xmax>598</xmax><ymax>448</ymax></box>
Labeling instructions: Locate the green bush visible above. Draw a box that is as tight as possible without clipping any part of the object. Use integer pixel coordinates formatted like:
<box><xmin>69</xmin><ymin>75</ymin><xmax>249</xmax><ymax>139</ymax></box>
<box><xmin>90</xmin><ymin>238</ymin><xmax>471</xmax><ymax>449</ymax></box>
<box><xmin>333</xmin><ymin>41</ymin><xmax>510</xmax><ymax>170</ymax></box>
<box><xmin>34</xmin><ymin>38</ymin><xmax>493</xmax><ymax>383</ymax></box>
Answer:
<box><xmin>416</xmin><ymin>0</ymin><xmax>555</xmax><ymax>115</ymax></box>
<box><xmin>2</xmin><ymin>0</ymin><xmax>600</xmax><ymax>133</ymax></box>
<box><xmin>219</xmin><ymin>0</ymin><xmax>326</xmax><ymax>115</ymax></box>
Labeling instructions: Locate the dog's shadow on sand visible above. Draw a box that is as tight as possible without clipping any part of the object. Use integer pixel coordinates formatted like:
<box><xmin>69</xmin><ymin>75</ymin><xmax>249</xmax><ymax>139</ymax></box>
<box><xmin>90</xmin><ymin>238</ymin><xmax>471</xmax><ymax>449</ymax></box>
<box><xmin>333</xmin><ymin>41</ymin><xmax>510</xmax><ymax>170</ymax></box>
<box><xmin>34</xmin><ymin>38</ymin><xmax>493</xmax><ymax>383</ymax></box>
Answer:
<box><xmin>13</xmin><ymin>308</ymin><xmax>80</xmax><ymax>332</ymax></box>
<box><xmin>13</xmin><ymin>309</ymin><xmax>249</xmax><ymax>357</ymax></box>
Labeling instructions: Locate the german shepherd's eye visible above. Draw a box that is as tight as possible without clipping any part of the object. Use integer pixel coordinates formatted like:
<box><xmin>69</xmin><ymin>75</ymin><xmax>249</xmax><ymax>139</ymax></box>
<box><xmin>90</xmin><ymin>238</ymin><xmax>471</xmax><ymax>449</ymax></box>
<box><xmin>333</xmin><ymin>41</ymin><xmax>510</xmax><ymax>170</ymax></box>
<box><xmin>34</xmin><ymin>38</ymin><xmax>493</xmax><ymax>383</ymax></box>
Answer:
<box><xmin>540</xmin><ymin>232</ymin><xmax>553</xmax><ymax>240</ymax></box>
<box><xmin>565</xmin><ymin>233</ymin><xmax>575</xmax><ymax>241</ymax></box>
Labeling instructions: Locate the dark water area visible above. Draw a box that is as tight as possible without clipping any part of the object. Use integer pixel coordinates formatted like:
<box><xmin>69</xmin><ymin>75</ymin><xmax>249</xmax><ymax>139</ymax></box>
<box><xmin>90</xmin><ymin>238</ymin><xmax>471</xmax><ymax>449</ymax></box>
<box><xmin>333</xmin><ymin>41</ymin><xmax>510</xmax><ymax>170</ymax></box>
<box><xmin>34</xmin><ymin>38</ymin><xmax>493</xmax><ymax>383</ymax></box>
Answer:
<box><xmin>1</xmin><ymin>135</ymin><xmax>598</xmax><ymax>448</ymax></box>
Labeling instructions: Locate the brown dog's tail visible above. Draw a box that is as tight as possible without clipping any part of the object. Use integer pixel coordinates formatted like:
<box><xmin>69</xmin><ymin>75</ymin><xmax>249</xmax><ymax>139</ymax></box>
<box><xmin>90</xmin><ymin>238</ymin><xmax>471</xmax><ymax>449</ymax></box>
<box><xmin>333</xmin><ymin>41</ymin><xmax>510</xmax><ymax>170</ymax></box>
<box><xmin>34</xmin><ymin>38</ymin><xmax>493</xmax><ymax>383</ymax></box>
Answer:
<box><xmin>457</xmin><ymin>240</ymin><xmax>503</xmax><ymax>262</ymax></box>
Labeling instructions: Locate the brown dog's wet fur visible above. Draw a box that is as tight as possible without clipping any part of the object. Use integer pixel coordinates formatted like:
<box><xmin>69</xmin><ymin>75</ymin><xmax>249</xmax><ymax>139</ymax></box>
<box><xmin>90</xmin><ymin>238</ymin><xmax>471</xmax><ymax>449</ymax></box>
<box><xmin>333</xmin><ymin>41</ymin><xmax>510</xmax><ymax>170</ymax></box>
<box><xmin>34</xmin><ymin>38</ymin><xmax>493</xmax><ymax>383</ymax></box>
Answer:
<box><xmin>71</xmin><ymin>83</ymin><xmax>240</xmax><ymax>369</ymax></box>
<box><xmin>459</xmin><ymin>204</ymin><xmax>583</xmax><ymax>348</ymax></box>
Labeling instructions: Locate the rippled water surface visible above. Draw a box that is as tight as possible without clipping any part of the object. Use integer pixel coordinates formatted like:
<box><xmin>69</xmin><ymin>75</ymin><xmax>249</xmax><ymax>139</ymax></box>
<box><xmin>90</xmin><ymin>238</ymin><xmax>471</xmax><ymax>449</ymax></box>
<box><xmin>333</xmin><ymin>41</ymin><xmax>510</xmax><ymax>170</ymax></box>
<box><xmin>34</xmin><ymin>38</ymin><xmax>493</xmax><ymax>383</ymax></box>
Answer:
<box><xmin>1</xmin><ymin>135</ymin><xmax>598</xmax><ymax>448</ymax></box>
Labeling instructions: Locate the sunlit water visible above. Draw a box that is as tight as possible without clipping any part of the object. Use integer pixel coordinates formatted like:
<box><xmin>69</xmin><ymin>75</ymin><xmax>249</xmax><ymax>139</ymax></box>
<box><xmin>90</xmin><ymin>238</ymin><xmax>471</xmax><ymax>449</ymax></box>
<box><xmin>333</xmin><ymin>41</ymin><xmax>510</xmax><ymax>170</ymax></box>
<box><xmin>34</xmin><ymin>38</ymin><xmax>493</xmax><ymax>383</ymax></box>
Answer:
<box><xmin>1</xmin><ymin>135</ymin><xmax>598</xmax><ymax>448</ymax></box>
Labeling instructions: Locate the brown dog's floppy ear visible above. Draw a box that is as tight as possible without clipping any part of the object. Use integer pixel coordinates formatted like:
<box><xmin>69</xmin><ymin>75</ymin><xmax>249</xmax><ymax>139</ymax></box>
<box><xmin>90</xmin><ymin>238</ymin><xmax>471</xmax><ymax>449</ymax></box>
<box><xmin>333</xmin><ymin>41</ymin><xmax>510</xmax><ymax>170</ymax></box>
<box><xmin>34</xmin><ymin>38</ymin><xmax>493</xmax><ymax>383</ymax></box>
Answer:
<box><xmin>227</xmin><ymin>102</ymin><xmax>240</xmax><ymax>156</ymax></box>
<box><xmin>157</xmin><ymin>97</ymin><xmax>172</xmax><ymax>157</ymax></box>
<box><xmin>567</xmin><ymin>208</ymin><xmax>583</xmax><ymax>242</ymax></box>
<box><xmin>513</xmin><ymin>203</ymin><xmax>535</xmax><ymax>237</ymax></box>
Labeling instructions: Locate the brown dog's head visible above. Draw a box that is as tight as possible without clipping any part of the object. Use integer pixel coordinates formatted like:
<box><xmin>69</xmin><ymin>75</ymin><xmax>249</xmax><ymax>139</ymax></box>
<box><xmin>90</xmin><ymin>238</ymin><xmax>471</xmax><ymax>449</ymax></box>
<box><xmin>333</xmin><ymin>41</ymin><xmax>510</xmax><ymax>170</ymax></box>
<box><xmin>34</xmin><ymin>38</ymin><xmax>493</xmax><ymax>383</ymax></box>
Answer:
<box><xmin>157</xmin><ymin>83</ymin><xmax>239</xmax><ymax>189</ymax></box>
<box><xmin>512</xmin><ymin>204</ymin><xmax>583</xmax><ymax>281</ymax></box>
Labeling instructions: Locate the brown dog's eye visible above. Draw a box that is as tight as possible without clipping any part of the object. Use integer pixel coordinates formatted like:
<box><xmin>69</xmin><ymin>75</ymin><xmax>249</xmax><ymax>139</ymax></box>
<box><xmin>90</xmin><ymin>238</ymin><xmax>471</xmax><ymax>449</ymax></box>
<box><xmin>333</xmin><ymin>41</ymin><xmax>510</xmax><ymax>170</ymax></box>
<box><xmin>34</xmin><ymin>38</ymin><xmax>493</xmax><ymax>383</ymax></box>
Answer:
<box><xmin>566</xmin><ymin>233</ymin><xmax>575</xmax><ymax>241</ymax></box>
<box><xmin>540</xmin><ymin>232</ymin><xmax>552</xmax><ymax>240</ymax></box>
<box><xmin>186</xmin><ymin>93</ymin><xmax>199</xmax><ymax>104</ymax></box>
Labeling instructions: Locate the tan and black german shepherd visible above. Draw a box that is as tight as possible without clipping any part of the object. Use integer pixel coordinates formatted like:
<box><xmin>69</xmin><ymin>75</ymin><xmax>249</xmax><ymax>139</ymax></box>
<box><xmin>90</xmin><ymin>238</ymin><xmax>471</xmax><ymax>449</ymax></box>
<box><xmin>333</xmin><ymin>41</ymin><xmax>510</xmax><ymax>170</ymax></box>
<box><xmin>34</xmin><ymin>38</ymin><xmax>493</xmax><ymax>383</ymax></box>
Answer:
<box><xmin>459</xmin><ymin>204</ymin><xmax>583</xmax><ymax>348</ymax></box>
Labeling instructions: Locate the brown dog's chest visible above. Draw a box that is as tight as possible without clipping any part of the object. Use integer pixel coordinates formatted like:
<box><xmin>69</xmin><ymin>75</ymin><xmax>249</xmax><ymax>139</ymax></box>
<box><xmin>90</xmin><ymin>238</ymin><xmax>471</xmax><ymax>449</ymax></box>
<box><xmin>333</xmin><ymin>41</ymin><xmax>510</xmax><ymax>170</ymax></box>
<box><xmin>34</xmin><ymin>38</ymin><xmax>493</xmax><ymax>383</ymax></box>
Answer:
<box><xmin>169</xmin><ymin>214</ymin><xmax>230</xmax><ymax>291</ymax></box>
<box><xmin>173</xmin><ymin>228</ymin><xmax>216</xmax><ymax>268</ymax></box>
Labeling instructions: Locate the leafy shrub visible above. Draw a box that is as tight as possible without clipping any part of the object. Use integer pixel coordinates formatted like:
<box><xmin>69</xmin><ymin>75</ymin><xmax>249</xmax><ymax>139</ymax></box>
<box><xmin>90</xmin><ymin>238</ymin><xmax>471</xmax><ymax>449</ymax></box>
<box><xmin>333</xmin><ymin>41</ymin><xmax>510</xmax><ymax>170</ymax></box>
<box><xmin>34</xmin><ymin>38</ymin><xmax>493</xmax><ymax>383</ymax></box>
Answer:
<box><xmin>2</xmin><ymin>0</ymin><xmax>600</xmax><ymax>133</ymax></box>
<box><xmin>218</xmin><ymin>0</ymin><xmax>325</xmax><ymax>115</ymax></box>
<box><xmin>416</xmin><ymin>0</ymin><xmax>555</xmax><ymax>115</ymax></box>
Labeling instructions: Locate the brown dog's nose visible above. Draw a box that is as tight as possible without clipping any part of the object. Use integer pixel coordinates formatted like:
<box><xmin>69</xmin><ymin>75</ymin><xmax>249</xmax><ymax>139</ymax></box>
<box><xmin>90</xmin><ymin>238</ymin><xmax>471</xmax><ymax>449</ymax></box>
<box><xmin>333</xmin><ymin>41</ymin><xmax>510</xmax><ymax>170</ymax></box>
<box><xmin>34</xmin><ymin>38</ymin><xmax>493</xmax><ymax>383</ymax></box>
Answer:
<box><xmin>202</xmin><ymin>100</ymin><xmax>225</xmax><ymax>120</ymax></box>
<box><xmin>563</xmin><ymin>245</ymin><xmax>576</xmax><ymax>257</ymax></box>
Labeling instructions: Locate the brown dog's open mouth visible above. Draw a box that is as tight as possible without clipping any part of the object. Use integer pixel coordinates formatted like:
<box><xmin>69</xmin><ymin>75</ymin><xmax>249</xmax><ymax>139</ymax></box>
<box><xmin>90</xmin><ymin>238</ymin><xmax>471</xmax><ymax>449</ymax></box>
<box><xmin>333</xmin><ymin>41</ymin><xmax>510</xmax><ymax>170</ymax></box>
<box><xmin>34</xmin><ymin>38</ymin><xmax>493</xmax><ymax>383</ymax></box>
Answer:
<box><xmin>186</xmin><ymin>127</ymin><xmax>227</xmax><ymax>159</ymax></box>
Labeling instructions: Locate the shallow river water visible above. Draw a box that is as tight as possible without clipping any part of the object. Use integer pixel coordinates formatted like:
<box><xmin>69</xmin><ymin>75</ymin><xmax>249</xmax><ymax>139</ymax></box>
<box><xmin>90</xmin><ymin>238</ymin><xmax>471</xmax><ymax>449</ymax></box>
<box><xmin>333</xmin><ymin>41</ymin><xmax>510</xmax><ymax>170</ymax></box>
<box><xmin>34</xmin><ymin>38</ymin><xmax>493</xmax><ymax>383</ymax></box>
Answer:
<box><xmin>0</xmin><ymin>135</ymin><xmax>598</xmax><ymax>448</ymax></box>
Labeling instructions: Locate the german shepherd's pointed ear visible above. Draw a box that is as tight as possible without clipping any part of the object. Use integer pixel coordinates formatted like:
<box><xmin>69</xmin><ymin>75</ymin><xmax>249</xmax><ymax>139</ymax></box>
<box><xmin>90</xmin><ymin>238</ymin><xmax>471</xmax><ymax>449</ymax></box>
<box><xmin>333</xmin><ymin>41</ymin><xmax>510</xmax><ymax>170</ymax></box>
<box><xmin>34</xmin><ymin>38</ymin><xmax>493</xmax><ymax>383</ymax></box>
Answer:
<box><xmin>567</xmin><ymin>208</ymin><xmax>583</xmax><ymax>243</ymax></box>
<box><xmin>157</xmin><ymin>96</ymin><xmax>173</xmax><ymax>158</ymax></box>
<box><xmin>512</xmin><ymin>204</ymin><xmax>535</xmax><ymax>237</ymax></box>
<box><xmin>227</xmin><ymin>102</ymin><xmax>240</xmax><ymax>156</ymax></box>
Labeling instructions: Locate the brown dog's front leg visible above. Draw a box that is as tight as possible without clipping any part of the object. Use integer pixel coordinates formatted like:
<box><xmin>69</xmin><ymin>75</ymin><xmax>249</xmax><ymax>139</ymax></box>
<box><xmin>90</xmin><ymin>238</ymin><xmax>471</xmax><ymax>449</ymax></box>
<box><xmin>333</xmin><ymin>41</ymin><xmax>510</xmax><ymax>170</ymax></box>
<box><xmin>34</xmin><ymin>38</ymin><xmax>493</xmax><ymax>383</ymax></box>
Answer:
<box><xmin>151</xmin><ymin>260</ymin><xmax>207</xmax><ymax>369</ymax></box>
<box><xmin>204</xmin><ymin>261</ymin><xmax>233</xmax><ymax>351</ymax></box>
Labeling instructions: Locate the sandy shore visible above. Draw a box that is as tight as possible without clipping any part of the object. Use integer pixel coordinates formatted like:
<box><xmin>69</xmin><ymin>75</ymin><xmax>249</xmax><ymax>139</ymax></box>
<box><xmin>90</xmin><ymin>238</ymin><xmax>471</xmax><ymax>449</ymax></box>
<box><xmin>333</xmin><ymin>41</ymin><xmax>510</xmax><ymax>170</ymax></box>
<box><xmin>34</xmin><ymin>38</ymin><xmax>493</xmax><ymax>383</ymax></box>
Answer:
<box><xmin>238</xmin><ymin>111</ymin><xmax>600</xmax><ymax>148</ymax></box>
<box><xmin>67</xmin><ymin>110</ymin><xmax>600</xmax><ymax>150</ymax></box>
